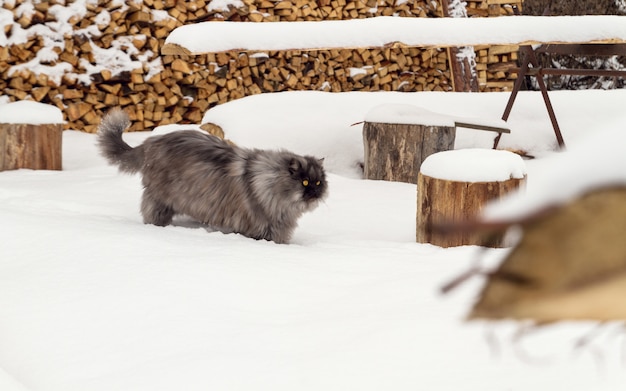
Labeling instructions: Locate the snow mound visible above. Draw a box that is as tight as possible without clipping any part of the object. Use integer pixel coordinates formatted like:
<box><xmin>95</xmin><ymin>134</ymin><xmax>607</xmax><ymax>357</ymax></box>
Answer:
<box><xmin>0</xmin><ymin>101</ymin><xmax>64</xmax><ymax>124</ymax></box>
<box><xmin>420</xmin><ymin>148</ymin><xmax>526</xmax><ymax>183</ymax></box>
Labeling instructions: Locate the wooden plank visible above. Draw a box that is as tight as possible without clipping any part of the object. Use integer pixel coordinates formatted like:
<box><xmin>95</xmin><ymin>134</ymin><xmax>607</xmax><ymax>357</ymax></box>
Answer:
<box><xmin>454</xmin><ymin>121</ymin><xmax>510</xmax><ymax>134</ymax></box>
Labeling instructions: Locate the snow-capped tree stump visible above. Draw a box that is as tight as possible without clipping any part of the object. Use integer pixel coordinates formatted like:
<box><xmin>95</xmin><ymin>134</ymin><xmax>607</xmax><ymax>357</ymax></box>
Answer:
<box><xmin>362</xmin><ymin>105</ymin><xmax>456</xmax><ymax>184</ymax></box>
<box><xmin>0</xmin><ymin>102</ymin><xmax>64</xmax><ymax>171</ymax></box>
<box><xmin>416</xmin><ymin>149</ymin><xmax>526</xmax><ymax>247</ymax></box>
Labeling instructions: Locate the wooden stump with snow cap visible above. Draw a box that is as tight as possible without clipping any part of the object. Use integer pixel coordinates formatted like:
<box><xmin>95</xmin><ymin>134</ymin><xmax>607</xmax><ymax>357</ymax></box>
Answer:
<box><xmin>416</xmin><ymin>149</ymin><xmax>527</xmax><ymax>248</ymax></box>
<box><xmin>0</xmin><ymin>101</ymin><xmax>64</xmax><ymax>171</ymax></box>
<box><xmin>363</xmin><ymin>104</ymin><xmax>456</xmax><ymax>184</ymax></box>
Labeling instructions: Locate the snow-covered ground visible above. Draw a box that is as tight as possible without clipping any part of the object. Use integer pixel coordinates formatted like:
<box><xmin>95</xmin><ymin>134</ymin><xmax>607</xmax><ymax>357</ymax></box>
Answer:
<box><xmin>1</xmin><ymin>89</ymin><xmax>626</xmax><ymax>391</ymax></box>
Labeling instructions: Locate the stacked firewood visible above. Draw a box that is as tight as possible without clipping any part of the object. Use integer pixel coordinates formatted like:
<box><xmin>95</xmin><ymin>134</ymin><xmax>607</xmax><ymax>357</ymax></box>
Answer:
<box><xmin>0</xmin><ymin>0</ymin><xmax>519</xmax><ymax>132</ymax></box>
<box><xmin>466</xmin><ymin>0</ymin><xmax>522</xmax><ymax>90</ymax></box>
<box><xmin>466</xmin><ymin>0</ymin><xmax>523</xmax><ymax>16</ymax></box>
<box><xmin>474</xmin><ymin>45</ymin><xmax>520</xmax><ymax>90</ymax></box>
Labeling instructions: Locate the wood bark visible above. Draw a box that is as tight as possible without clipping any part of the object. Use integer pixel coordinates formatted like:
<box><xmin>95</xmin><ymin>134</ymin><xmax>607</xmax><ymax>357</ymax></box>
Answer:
<box><xmin>362</xmin><ymin>121</ymin><xmax>455</xmax><ymax>184</ymax></box>
<box><xmin>416</xmin><ymin>172</ymin><xmax>525</xmax><ymax>247</ymax></box>
<box><xmin>0</xmin><ymin>123</ymin><xmax>63</xmax><ymax>171</ymax></box>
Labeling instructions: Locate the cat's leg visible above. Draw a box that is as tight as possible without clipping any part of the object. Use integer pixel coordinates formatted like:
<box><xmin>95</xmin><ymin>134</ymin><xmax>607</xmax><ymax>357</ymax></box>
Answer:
<box><xmin>141</xmin><ymin>190</ymin><xmax>174</xmax><ymax>226</ymax></box>
<box><xmin>265</xmin><ymin>224</ymin><xmax>292</xmax><ymax>244</ymax></box>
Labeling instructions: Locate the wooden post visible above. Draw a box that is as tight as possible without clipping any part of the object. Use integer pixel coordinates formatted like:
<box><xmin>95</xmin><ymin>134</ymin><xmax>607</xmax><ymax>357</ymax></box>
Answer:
<box><xmin>416</xmin><ymin>149</ymin><xmax>526</xmax><ymax>247</ymax></box>
<box><xmin>442</xmin><ymin>0</ymin><xmax>479</xmax><ymax>92</ymax></box>
<box><xmin>0</xmin><ymin>123</ymin><xmax>63</xmax><ymax>171</ymax></box>
<box><xmin>363</xmin><ymin>121</ymin><xmax>455</xmax><ymax>184</ymax></box>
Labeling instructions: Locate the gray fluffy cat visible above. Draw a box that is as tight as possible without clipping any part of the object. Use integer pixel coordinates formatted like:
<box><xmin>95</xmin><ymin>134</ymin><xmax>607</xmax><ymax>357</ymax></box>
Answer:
<box><xmin>97</xmin><ymin>108</ymin><xmax>327</xmax><ymax>244</ymax></box>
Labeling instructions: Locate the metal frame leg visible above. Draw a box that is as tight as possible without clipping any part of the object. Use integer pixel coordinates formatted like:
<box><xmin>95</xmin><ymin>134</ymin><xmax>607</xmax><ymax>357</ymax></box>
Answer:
<box><xmin>498</xmin><ymin>45</ymin><xmax>567</xmax><ymax>149</ymax></box>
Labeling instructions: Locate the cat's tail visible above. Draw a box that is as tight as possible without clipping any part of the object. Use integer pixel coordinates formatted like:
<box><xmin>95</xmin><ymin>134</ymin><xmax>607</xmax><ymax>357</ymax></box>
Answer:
<box><xmin>97</xmin><ymin>108</ymin><xmax>144</xmax><ymax>174</ymax></box>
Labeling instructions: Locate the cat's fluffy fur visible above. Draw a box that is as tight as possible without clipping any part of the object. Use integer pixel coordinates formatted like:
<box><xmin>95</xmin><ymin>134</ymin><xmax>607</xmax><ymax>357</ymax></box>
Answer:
<box><xmin>97</xmin><ymin>108</ymin><xmax>327</xmax><ymax>244</ymax></box>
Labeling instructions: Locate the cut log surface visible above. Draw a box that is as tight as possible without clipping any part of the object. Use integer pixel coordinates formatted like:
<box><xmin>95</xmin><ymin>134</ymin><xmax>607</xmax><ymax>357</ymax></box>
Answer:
<box><xmin>0</xmin><ymin>123</ymin><xmax>63</xmax><ymax>171</ymax></box>
<box><xmin>416</xmin><ymin>149</ymin><xmax>526</xmax><ymax>247</ymax></box>
<box><xmin>362</xmin><ymin>121</ymin><xmax>455</xmax><ymax>184</ymax></box>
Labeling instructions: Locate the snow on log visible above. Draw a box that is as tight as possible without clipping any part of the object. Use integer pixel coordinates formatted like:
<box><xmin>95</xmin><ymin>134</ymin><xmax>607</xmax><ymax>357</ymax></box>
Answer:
<box><xmin>416</xmin><ymin>149</ymin><xmax>526</xmax><ymax>247</ymax></box>
<box><xmin>162</xmin><ymin>16</ymin><xmax>626</xmax><ymax>55</ymax></box>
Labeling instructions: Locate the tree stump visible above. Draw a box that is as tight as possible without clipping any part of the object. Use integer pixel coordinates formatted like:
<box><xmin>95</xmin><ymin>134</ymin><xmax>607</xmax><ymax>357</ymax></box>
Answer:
<box><xmin>416</xmin><ymin>149</ymin><xmax>527</xmax><ymax>247</ymax></box>
<box><xmin>0</xmin><ymin>123</ymin><xmax>63</xmax><ymax>171</ymax></box>
<box><xmin>363</xmin><ymin>121</ymin><xmax>455</xmax><ymax>184</ymax></box>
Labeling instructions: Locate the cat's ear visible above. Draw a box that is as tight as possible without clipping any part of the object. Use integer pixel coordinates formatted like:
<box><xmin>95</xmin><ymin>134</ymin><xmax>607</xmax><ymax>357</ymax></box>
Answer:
<box><xmin>317</xmin><ymin>158</ymin><xmax>325</xmax><ymax>166</ymax></box>
<box><xmin>288</xmin><ymin>158</ymin><xmax>300</xmax><ymax>174</ymax></box>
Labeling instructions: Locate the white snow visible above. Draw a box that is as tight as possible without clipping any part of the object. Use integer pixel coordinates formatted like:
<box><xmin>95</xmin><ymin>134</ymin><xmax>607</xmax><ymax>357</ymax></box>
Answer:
<box><xmin>206</xmin><ymin>0</ymin><xmax>244</xmax><ymax>12</ymax></box>
<box><xmin>364</xmin><ymin>103</ymin><xmax>511</xmax><ymax>131</ymax></box>
<box><xmin>0</xmin><ymin>100</ymin><xmax>64</xmax><ymax>124</ymax></box>
<box><xmin>420</xmin><ymin>149</ymin><xmax>527</xmax><ymax>183</ymax></box>
<box><xmin>365</xmin><ymin>104</ymin><xmax>456</xmax><ymax>126</ymax></box>
<box><xmin>3</xmin><ymin>7</ymin><xmax>626</xmax><ymax>391</ymax></box>
<box><xmin>2</xmin><ymin>89</ymin><xmax>626</xmax><ymax>391</ymax></box>
<box><xmin>165</xmin><ymin>15</ymin><xmax>626</xmax><ymax>54</ymax></box>
<box><xmin>348</xmin><ymin>66</ymin><xmax>370</xmax><ymax>78</ymax></box>
<box><xmin>447</xmin><ymin>0</ymin><xmax>469</xmax><ymax>18</ymax></box>
<box><xmin>482</xmin><ymin>119</ymin><xmax>626</xmax><ymax>221</ymax></box>
<box><xmin>201</xmin><ymin>89</ymin><xmax>626</xmax><ymax>178</ymax></box>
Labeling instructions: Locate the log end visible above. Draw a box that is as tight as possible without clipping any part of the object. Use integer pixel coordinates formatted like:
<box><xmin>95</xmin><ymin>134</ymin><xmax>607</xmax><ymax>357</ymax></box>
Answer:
<box><xmin>161</xmin><ymin>43</ymin><xmax>193</xmax><ymax>56</ymax></box>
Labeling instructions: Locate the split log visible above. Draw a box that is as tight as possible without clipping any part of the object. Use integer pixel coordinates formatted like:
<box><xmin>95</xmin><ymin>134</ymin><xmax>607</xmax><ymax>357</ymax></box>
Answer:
<box><xmin>416</xmin><ymin>149</ymin><xmax>526</xmax><ymax>247</ymax></box>
<box><xmin>0</xmin><ymin>123</ymin><xmax>63</xmax><ymax>171</ymax></box>
<box><xmin>468</xmin><ymin>186</ymin><xmax>626</xmax><ymax>322</ymax></box>
<box><xmin>363</xmin><ymin>121</ymin><xmax>455</xmax><ymax>184</ymax></box>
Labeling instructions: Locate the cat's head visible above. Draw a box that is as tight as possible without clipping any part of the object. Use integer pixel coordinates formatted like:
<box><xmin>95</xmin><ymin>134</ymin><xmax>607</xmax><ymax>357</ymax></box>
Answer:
<box><xmin>288</xmin><ymin>156</ymin><xmax>328</xmax><ymax>206</ymax></box>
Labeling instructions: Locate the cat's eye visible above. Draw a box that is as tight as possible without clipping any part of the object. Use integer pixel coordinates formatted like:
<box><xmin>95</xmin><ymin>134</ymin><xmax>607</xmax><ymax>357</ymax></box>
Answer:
<box><xmin>316</xmin><ymin>180</ymin><xmax>321</xmax><ymax>186</ymax></box>
<box><xmin>302</xmin><ymin>179</ymin><xmax>309</xmax><ymax>186</ymax></box>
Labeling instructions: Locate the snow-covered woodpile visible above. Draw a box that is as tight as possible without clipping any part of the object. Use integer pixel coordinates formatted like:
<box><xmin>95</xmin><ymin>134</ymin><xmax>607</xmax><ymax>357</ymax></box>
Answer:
<box><xmin>0</xmin><ymin>0</ymin><xmax>522</xmax><ymax>132</ymax></box>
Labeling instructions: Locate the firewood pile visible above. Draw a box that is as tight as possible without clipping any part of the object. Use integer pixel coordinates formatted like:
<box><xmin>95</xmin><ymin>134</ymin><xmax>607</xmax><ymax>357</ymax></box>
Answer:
<box><xmin>474</xmin><ymin>44</ymin><xmax>520</xmax><ymax>90</ymax></box>
<box><xmin>467</xmin><ymin>0</ymin><xmax>523</xmax><ymax>89</ymax></box>
<box><xmin>1</xmin><ymin>0</ymin><xmax>521</xmax><ymax>132</ymax></box>
<box><xmin>466</xmin><ymin>0</ymin><xmax>522</xmax><ymax>17</ymax></box>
